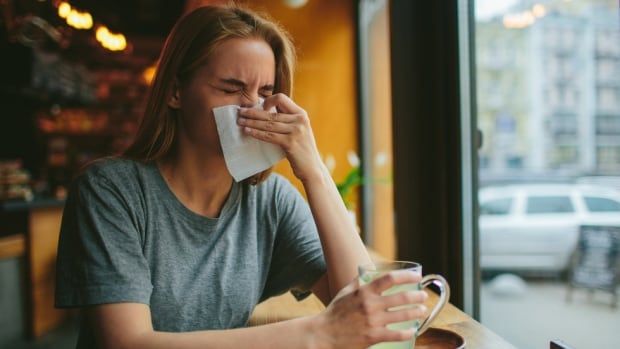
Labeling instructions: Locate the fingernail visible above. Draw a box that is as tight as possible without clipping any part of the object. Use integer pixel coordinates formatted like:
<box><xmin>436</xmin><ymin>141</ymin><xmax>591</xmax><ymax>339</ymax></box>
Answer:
<box><xmin>237</xmin><ymin>117</ymin><xmax>245</xmax><ymax>125</ymax></box>
<box><xmin>239</xmin><ymin>108</ymin><xmax>248</xmax><ymax>114</ymax></box>
<box><xmin>420</xmin><ymin>305</ymin><xmax>427</xmax><ymax>313</ymax></box>
<box><xmin>421</xmin><ymin>291</ymin><xmax>428</xmax><ymax>301</ymax></box>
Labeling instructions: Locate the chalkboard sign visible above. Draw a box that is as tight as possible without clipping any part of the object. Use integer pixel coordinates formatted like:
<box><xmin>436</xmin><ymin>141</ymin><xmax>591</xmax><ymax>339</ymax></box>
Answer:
<box><xmin>568</xmin><ymin>225</ymin><xmax>620</xmax><ymax>293</ymax></box>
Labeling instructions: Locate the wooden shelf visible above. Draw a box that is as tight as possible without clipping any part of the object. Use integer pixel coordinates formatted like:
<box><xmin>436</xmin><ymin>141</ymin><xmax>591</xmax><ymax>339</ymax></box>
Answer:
<box><xmin>0</xmin><ymin>234</ymin><xmax>25</xmax><ymax>260</ymax></box>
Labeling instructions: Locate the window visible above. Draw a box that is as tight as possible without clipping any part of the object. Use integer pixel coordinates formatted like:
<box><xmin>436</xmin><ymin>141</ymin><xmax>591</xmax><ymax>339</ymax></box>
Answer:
<box><xmin>551</xmin><ymin>114</ymin><xmax>577</xmax><ymax>136</ymax></box>
<box><xmin>475</xmin><ymin>1</ymin><xmax>619</xmax><ymax>348</ymax></box>
<box><xmin>551</xmin><ymin>145</ymin><xmax>578</xmax><ymax>167</ymax></box>
<box><xmin>480</xmin><ymin>198</ymin><xmax>513</xmax><ymax>215</ymax></box>
<box><xmin>526</xmin><ymin>196</ymin><xmax>574</xmax><ymax>214</ymax></box>
<box><xmin>596</xmin><ymin>115</ymin><xmax>620</xmax><ymax>135</ymax></box>
<box><xmin>597</xmin><ymin>30</ymin><xmax>620</xmax><ymax>56</ymax></box>
<box><xmin>584</xmin><ymin>197</ymin><xmax>620</xmax><ymax>212</ymax></box>
<box><xmin>597</xmin><ymin>146</ymin><xmax>620</xmax><ymax>171</ymax></box>
<box><xmin>597</xmin><ymin>60</ymin><xmax>617</xmax><ymax>80</ymax></box>
<box><xmin>598</xmin><ymin>87</ymin><xmax>619</xmax><ymax>111</ymax></box>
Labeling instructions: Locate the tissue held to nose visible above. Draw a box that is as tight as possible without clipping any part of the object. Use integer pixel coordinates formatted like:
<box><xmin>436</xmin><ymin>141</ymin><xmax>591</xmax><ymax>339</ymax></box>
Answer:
<box><xmin>213</xmin><ymin>102</ymin><xmax>284</xmax><ymax>182</ymax></box>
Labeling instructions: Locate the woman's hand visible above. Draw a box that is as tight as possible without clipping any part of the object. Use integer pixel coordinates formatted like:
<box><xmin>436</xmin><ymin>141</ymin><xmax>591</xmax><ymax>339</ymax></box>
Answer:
<box><xmin>311</xmin><ymin>270</ymin><xmax>428</xmax><ymax>349</ymax></box>
<box><xmin>237</xmin><ymin>93</ymin><xmax>323</xmax><ymax>183</ymax></box>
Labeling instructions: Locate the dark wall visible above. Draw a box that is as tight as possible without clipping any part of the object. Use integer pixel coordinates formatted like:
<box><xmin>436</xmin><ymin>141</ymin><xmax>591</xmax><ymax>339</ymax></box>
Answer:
<box><xmin>0</xmin><ymin>38</ymin><xmax>43</xmax><ymax>174</ymax></box>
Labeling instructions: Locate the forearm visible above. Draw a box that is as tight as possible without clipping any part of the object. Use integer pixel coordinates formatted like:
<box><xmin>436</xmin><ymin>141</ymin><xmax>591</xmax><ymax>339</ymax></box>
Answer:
<box><xmin>108</xmin><ymin>316</ymin><xmax>318</xmax><ymax>349</ymax></box>
<box><xmin>302</xmin><ymin>165</ymin><xmax>372</xmax><ymax>298</ymax></box>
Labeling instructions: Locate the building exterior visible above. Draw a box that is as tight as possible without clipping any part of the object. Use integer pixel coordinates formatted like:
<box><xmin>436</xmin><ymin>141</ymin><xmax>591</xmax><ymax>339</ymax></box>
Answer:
<box><xmin>476</xmin><ymin>0</ymin><xmax>620</xmax><ymax>179</ymax></box>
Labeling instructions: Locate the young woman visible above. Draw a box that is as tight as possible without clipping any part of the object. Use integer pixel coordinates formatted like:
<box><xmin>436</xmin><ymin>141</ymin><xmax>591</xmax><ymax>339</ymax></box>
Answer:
<box><xmin>55</xmin><ymin>5</ymin><xmax>428</xmax><ymax>349</ymax></box>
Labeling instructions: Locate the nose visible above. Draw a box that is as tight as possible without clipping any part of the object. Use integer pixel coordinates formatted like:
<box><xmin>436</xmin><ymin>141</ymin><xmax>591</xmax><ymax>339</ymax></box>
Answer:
<box><xmin>239</xmin><ymin>91</ymin><xmax>260</xmax><ymax>108</ymax></box>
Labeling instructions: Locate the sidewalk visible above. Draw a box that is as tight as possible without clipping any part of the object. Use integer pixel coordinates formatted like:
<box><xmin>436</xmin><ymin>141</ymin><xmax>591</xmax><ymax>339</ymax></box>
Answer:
<box><xmin>481</xmin><ymin>278</ymin><xmax>620</xmax><ymax>349</ymax></box>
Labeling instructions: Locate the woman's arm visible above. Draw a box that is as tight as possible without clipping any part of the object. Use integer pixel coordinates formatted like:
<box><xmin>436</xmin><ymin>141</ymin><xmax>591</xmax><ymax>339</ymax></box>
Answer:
<box><xmin>88</xmin><ymin>303</ymin><xmax>317</xmax><ymax>349</ymax></box>
<box><xmin>302</xmin><ymin>166</ymin><xmax>372</xmax><ymax>303</ymax></box>
<box><xmin>239</xmin><ymin>93</ymin><xmax>373</xmax><ymax>303</ymax></box>
<box><xmin>88</xmin><ymin>271</ymin><xmax>426</xmax><ymax>349</ymax></box>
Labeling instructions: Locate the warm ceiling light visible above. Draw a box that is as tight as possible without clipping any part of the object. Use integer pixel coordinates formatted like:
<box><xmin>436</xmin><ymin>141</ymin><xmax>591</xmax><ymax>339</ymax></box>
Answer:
<box><xmin>65</xmin><ymin>9</ymin><xmax>92</xmax><ymax>30</ymax></box>
<box><xmin>503</xmin><ymin>11</ymin><xmax>536</xmax><ymax>29</ymax></box>
<box><xmin>110</xmin><ymin>36</ymin><xmax>123</xmax><ymax>50</ymax></box>
<box><xmin>95</xmin><ymin>26</ymin><xmax>127</xmax><ymax>51</ymax></box>
<box><xmin>532</xmin><ymin>4</ymin><xmax>546</xmax><ymax>18</ymax></box>
<box><xmin>66</xmin><ymin>9</ymin><xmax>79</xmax><ymax>28</ymax></box>
<box><xmin>96</xmin><ymin>26</ymin><xmax>108</xmax><ymax>42</ymax></box>
<box><xmin>58</xmin><ymin>2</ymin><xmax>71</xmax><ymax>18</ymax></box>
<box><xmin>82</xmin><ymin>12</ymin><xmax>93</xmax><ymax>29</ymax></box>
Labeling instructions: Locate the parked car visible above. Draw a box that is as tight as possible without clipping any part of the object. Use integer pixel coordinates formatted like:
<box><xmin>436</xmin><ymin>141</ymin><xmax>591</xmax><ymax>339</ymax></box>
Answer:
<box><xmin>479</xmin><ymin>184</ymin><xmax>620</xmax><ymax>275</ymax></box>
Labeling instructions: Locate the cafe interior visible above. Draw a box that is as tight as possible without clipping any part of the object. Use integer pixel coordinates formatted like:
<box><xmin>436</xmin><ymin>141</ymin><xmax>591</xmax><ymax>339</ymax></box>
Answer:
<box><xmin>1</xmin><ymin>0</ymin><xmax>618</xmax><ymax>348</ymax></box>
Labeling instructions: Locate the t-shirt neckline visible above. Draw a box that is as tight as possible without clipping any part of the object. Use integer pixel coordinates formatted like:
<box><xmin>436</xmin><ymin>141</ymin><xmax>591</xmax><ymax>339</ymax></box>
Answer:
<box><xmin>148</xmin><ymin>161</ymin><xmax>240</xmax><ymax>227</ymax></box>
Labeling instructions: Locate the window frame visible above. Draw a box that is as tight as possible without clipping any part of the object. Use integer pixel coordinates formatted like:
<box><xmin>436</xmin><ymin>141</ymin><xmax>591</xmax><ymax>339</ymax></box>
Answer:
<box><xmin>388</xmin><ymin>0</ymin><xmax>479</xmax><ymax>317</ymax></box>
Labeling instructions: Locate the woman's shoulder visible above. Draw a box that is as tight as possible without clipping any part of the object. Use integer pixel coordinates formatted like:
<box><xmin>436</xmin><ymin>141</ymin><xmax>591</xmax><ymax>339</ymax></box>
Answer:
<box><xmin>260</xmin><ymin>173</ymin><xmax>296</xmax><ymax>194</ymax></box>
<box><xmin>79</xmin><ymin>156</ymin><xmax>141</xmax><ymax>178</ymax></box>
<box><xmin>255</xmin><ymin>173</ymin><xmax>305</xmax><ymax>209</ymax></box>
<box><xmin>75</xmin><ymin>156</ymin><xmax>150</xmax><ymax>191</ymax></box>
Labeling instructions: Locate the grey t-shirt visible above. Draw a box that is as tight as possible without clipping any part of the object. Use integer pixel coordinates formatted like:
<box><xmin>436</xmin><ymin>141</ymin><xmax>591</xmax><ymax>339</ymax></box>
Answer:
<box><xmin>55</xmin><ymin>158</ymin><xmax>326</xmax><ymax>347</ymax></box>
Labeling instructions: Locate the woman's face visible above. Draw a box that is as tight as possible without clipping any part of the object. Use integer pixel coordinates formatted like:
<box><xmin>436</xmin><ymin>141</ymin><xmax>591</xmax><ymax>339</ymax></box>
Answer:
<box><xmin>172</xmin><ymin>37</ymin><xmax>276</xmax><ymax>156</ymax></box>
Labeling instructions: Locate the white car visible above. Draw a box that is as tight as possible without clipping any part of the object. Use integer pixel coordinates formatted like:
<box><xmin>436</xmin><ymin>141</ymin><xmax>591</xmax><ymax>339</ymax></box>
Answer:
<box><xmin>479</xmin><ymin>184</ymin><xmax>620</xmax><ymax>274</ymax></box>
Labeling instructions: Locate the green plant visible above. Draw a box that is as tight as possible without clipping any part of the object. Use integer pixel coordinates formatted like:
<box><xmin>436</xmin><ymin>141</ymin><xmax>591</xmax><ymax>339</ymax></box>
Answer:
<box><xmin>336</xmin><ymin>166</ymin><xmax>362</xmax><ymax>209</ymax></box>
<box><xmin>325</xmin><ymin>151</ymin><xmax>391</xmax><ymax>209</ymax></box>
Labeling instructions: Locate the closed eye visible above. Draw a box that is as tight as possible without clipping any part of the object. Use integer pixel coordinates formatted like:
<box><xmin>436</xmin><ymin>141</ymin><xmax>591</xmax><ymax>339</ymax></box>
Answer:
<box><xmin>221</xmin><ymin>88</ymin><xmax>241</xmax><ymax>94</ymax></box>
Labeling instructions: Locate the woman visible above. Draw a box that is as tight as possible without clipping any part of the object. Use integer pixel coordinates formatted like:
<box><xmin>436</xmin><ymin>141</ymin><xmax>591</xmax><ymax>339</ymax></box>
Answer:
<box><xmin>55</xmin><ymin>5</ymin><xmax>428</xmax><ymax>349</ymax></box>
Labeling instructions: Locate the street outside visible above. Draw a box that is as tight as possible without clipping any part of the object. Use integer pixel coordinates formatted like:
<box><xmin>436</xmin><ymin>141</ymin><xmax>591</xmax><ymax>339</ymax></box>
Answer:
<box><xmin>481</xmin><ymin>275</ymin><xmax>620</xmax><ymax>349</ymax></box>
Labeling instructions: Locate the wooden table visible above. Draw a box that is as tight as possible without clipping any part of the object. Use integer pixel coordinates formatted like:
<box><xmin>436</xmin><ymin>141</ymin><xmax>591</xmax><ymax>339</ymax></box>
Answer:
<box><xmin>250</xmin><ymin>291</ymin><xmax>516</xmax><ymax>348</ymax></box>
<box><xmin>419</xmin><ymin>292</ymin><xmax>517</xmax><ymax>348</ymax></box>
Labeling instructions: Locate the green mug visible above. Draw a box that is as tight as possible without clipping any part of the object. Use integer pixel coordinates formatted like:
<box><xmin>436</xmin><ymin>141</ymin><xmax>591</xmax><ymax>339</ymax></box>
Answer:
<box><xmin>358</xmin><ymin>261</ymin><xmax>450</xmax><ymax>349</ymax></box>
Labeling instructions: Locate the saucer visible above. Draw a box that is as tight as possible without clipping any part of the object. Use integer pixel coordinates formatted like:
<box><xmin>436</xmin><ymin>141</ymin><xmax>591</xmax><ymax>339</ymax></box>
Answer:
<box><xmin>416</xmin><ymin>327</ymin><xmax>466</xmax><ymax>349</ymax></box>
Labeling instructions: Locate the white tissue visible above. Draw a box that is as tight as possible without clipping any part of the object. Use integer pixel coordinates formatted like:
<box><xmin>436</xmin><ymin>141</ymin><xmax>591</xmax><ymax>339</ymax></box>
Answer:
<box><xmin>213</xmin><ymin>100</ymin><xmax>285</xmax><ymax>182</ymax></box>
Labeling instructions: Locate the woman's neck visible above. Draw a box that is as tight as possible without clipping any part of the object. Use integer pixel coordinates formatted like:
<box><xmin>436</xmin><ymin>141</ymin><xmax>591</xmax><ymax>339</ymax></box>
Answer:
<box><xmin>158</xmin><ymin>144</ymin><xmax>233</xmax><ymax>218</ymax></box>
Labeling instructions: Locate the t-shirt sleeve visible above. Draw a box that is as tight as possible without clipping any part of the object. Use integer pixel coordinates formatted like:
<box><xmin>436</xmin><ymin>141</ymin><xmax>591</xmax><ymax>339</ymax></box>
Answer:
<box><xmin>55</xmin><ymin>170</ymin><xmax>152</xmax><ymax>308</ymax></box>
<box><xmin>260</xmin><ymin>176</ymin><xmax>327</xmax><ymax>302</ymax></box>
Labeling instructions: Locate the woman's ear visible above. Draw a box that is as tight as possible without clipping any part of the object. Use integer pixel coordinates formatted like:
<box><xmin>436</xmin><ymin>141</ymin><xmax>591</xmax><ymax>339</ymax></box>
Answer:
<box><xmin>168</xmin><ymin>79</ymin><xmax>181</xmax><ymax>109</ymax></box>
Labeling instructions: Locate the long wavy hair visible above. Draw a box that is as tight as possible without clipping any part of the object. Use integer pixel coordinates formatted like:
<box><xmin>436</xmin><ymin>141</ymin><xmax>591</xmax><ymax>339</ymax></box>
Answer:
<box><xmin>123</xmin><ymin>4</ymin><xmax>296</xmax><ymax>185</ymax></box>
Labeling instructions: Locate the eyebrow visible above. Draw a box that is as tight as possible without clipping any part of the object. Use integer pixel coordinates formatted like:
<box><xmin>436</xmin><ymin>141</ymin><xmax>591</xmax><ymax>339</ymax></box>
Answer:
<box><xmin>219</xmin><ymin>78</ymin><xmax>274</xmax><ymax>90</ymax></box>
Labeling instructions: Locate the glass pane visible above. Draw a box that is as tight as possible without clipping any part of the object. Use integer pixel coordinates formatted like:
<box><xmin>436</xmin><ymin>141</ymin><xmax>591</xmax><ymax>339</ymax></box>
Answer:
<box><xmin>475</xmin><ymin>0</ymin><xmax>620</xmax><ymax>348</ymax></box>
<box><xmin>526</xmin><ymin>196</ymin><xmax>574</xmax><ymax>214</ymax></box>
<box><xmin>584</xmin><ymin>196</ymin><xmax>620</xmax><ymax>212</ymax></box>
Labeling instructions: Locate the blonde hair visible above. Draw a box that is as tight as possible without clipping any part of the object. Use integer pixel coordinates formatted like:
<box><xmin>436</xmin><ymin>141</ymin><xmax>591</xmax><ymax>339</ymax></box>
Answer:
<box><xmin>123</xmin><ymin>4</ymin><xmax>296</xmax><ymax>185</ymax></box>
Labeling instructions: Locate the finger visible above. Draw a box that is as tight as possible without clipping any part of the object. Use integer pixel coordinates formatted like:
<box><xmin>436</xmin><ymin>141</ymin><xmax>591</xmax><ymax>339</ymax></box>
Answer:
<box><xmin>367</xmin><ymin>271</ymin><xmax>422</xmax><ymax>295</ymax></box>
<box><xmin>378</xmin><ymin>304</ymin><xmax>428</xmax><ymax>326</ymax></box>
<box><xmin>379</xmin><ymin>291</ymin><xmax>428</xmax><ymax>310</ymax></box>
<box><xmin>243</xmin><ymin>126</ymin><xmax>286</xmax><ymax>146</ymax></box>
<box><xmin>263</xmin><ymin>93</ymin><xmax>304</xmax><ymax>114</ymax></box>
<box><xmin>367</xmin><ymin>328</ymin><xmax>415</xmax><ymax>345</ymax></box>
<box><xmin>359</xmin><ymin>290</ymin><xmax>427</xmax><ymax>314</ymax></box>
<box><xmin>238</xmin><ymin>117</ymin><xmax>294</xmax><ymax>134</ymax></box>
<box><xmin>239</xmin><ymin>107</ymin><xmax>297</xmax><ymax>123</ymax></box>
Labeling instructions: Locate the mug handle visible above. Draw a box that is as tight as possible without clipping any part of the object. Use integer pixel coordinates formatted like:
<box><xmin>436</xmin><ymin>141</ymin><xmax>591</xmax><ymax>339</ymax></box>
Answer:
<box><xmin>417</xmin><ymin>274</ymin><xmax>450</xmax><ymax>335</ymax></box>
